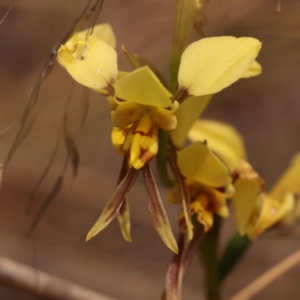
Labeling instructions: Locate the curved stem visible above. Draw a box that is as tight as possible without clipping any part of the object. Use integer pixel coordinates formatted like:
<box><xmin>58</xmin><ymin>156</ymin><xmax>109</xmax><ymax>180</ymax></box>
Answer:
<box><xmin>199</xmin><ymin>216</ymin><xmax>221</xmax><ymax>300</ymax></box>
<box><xmin>156</xmin><ymin>130</ymin><xmax>175</xmax><ymax>188</ymax></box>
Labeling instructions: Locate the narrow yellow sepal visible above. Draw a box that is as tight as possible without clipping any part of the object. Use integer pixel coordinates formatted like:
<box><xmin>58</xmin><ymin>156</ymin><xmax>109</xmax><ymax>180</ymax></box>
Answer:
<box><xmin>170</xmin><ymin>95</ymin><xmax>212</xmax><ymax>149</ymax></box>
<box><xmin>178</xmin><ymin>36</ymin><xmax>262</xmax><ymax>96</ymax></box>
<box><xmin>58</xmin><ymin>36</ymin><xmax>118</xmax><ymax>90</ymax></box>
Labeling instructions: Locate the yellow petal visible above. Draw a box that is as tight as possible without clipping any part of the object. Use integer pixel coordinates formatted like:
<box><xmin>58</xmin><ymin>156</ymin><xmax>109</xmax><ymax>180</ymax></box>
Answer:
<box><xmin>269</xmin><ymin>153</ymin><xmax>300</xmax><ymax>202</ymax></box>
<box><xmin>188</xmin><ymin>119</ymin><xmax>246</xmax><ymax>172</ymax></box>
<box><xmin>242</xmin><ymin>60</ymin><xmax>262</xmax><ymax>78</ymax></box>
<box><xmin>178</xmin><ymin>36</ymin><xmax>262</xmax><ymax>96</ymax></box>
<box><xmin>111</xmin><ymin>126</ymin><xmax>130</xmax><ymax>154</ymax></box>
<box><xmin>65</xmin><ymin>23</ymin><xmax>116</xmax><ymax>49</ymax></box>
<box><xmin>111</xmin><ymin>102</ymin><xmax>141</xmax><ymax>128</ymax></box>
<box><xmin>213</xmin><ymin>184</ymin><xmax>234</xmax><ymax>218</ymax></box>
<box><xmin>232</xmin><ymin>178</ymin><xmax>261</xmax><ymax>236</ymax></box>
<box><xmin>114</xmin><ymin>66</ymin><xmax>173</xmax><ymax>108</ymax></box>
<box><xmin>281</xmin><ymin>194</ymin><xmax>299</xmax><ymax>224</ymax></box>
<box><xmin>58</xmin><ymin>36</ymin><xmax>117</xmax><ymax>90</ymax></box>
<box><xmin>123</xmin><ymin>114</ymin><xmax>159</xmax><ymax>170</ymax></box>
<box><xmin>177</xmin><ymin>141</ymin><xmax>231</xmax><ymax>188</ymax></box>
<box><xmin>247</xmin><ymin>193</ymin><xmax>294</xmax><ymax>240</ymax></box>
<box><xmin>157</xmin><ymin>107</ymin><xmax>177</xmax><ymax>131</ymax></box>
<box><xmin>170</xmin><ymin>95</ymin><xmax>212</xmax><ymax>149</ymax></box>
<box><xmin>192</xmin><ymin>195</ymin><xmax>214</xmax><ymax>232</ymax></box>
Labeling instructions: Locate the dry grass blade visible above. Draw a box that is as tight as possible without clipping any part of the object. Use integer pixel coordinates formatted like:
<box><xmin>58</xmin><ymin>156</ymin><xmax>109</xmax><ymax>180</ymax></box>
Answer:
<box><xmin>26</xmin><ymin>128</ymin><xmax>62</xmax><ymax>214</ymax></box>
<box><xmin>63</xmin><ymin>126</ymin><xmax>80</xmax><ymax>179</ymax></box>
<box><xmin>4</xmin><ymin>0</ymin><xmax>101</xmax><ymax>166</ymax></box>
<box><xmin>230</xmin><ymin>248</ymin><xmax>300</xmax><ymax>300</ymax></box>
<box><xmin>27</xmin><ymin>80</ymin><xmax>89</xmax><ymax>226</ymax></box>
<box><xmin>0</xmin><ymin>120</ymin><xmax>19</xmax><ymax>143</ymax></box>
<box><xmin>142</xmin><ymin>164</ymin><xmax>178</xmax><ymax>253</ymax></box>
<box><xmin>28</xmin><ymin>177</ymin><xmax>63</xmax><ymax>234</ymax></box>
<box><xmin>0</xmin><ymin>163</ymin><xmax>3</xmax><ymax>191</ymax></box>
<box><xmin>0</xmin><ymin>0</ymin><xmax>16</xmax><ymax>26</ymax></box>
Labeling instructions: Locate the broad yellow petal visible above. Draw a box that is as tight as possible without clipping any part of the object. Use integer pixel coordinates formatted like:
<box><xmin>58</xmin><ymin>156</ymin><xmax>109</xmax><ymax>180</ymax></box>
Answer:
<box><xmin>114</xmin><ymin>66</ymin><xmax>173</xmax><ymax>108</ymax></box>
<box><xmin>178</xmin><ymin>36</ymin><xmax>261</xmax><ymax>96</ymax></box>
<box><xmin>65</xmin><ymin>23</ymin><xmax>116</xmax><ymax>49</ymax></box>
<box><xmin>177</xmin><ymin>141</ymin><xmax>231</xmax><ymax>188</ymax></box>
<box><xmin>188</xmin><ymin>119</ymin><xmax>246</xmax><ymax>172</ymax></box>
<box><xmin>269</xmin><ymin>153</ymin><xmax>300</xmax><ymax>202</ymax></box>
<box><xmin>170</xmin><ymin>95</ymin><xmax>212</xmax><ymax>149</ymax></box>
<box><xmin>242</xmin><ymin>60</ymin><xmax>262</xmax><ymax>78</ymax></box>
<box><xmin>58</xmin><ymin>36</ymin><xmax>117</xmax><ymax>90</ymax></box>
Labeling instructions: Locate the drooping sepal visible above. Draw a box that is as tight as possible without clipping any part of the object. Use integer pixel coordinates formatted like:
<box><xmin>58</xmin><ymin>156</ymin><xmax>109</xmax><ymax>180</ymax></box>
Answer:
<box><xmin>86</xmin><ymin>167</ymin><xmax>139</xmax><ymax>241</ymax></box>
<box><xmin>142</xmin><ymin>164</ymin><xmax>178</xmax><ymax>253</ymax></box>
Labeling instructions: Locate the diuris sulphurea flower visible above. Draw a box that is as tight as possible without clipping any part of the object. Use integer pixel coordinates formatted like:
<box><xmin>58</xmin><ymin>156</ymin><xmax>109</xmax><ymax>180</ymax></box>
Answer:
<box><xmin>168</xmin><ymin>141</ymin><xmax>234</xmax><ymax>234</ymax></box>
<box><xmin>188</xmin><ymin>119</ymin><xmax>300</xmax><ymax>239</ymax></box>
<box><xmin>57</xmin><ymin>23</ymin><xmax>261</xmax><ymax>251</ymax></box>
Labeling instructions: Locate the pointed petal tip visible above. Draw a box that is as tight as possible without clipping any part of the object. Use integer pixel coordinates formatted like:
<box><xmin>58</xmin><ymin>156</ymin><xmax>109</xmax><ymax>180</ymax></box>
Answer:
<box><xmin>171</xmin><ymin>244</ymin><xmax>179</xmax><ymax>255</ymax></box>
<box><xmin>85</xmin><ymin>228</ymin><xmax>98</xmax><ymax>242</ymax></box>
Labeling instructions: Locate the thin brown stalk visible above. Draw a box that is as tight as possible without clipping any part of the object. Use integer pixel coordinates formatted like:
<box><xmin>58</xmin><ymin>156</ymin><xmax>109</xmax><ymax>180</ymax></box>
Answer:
<box><xmin>230</xmin><ymin>248</ymin><xmax>300</xmax><ymax>300</ymax></box>
<box><xmin>3</xmin><ymin>0</ymin><xmax>100</xmax><ymax>166</ymax></box>
<box><xmin>0</xmin><ymin>0</ymin><xmax>16</xmax><ymax>25</ymax></box>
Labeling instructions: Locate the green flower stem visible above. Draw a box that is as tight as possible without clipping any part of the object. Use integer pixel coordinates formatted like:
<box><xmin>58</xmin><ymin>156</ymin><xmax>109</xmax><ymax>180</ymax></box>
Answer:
<box><xmin>169</xmin><ymin>0</ymin><xmax>197</xmax><ymax>93</ymax></box>
<box><xmin>156</xmin><ymin>130</ymin><xmax>175</xmax><ymax>188</ymax></box>
<box><xmin>218</xmin><ymin>232</ymin><xmax>251</xmax><ymax>283</ymax></box>
<box><xmin>198</xmin><ymin>216</ymin><xmax>221</xmax><ymax>300</ymax></box>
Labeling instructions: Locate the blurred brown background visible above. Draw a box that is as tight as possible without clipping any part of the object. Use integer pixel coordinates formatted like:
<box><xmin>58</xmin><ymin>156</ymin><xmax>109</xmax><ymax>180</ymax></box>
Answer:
<box><xmin>0</xmin><ymin>0</ymin><xmax>300</xmax><ymax>299</ymax></box>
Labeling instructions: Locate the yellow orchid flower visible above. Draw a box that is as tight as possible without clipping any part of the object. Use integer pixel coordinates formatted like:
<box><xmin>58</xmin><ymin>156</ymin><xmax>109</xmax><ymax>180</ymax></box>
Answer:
<box><xmin>57</xmin><ymin>25</ymin><xmax>262</xmax><ymax>251</ymax></box>
<box><xmin>58</xmin><ymin>24</ymin><xmax>118</xmax><ymax>91</ymax></box>
<box><xmin>169</xmin><ymin>141</ymin><xmax>234</xmax><ymax>233</ymax></box>
<box><xmin>111</xmin><ymin>66</ymin><xmax>178</xmax><ymax>170</ymax></box>
<box><xmin>187</xmin><ymin>119</ymin><xmax>298</xmax><ymax>239</ymax></box>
